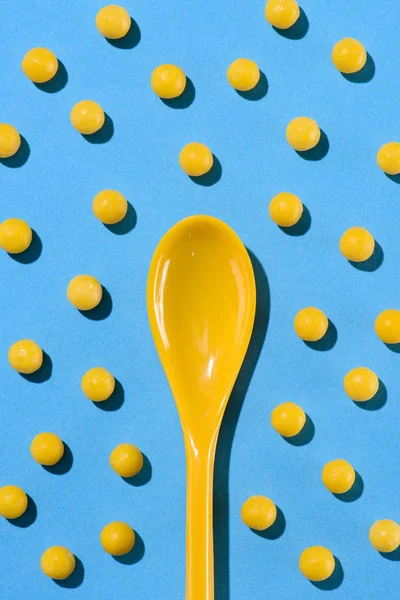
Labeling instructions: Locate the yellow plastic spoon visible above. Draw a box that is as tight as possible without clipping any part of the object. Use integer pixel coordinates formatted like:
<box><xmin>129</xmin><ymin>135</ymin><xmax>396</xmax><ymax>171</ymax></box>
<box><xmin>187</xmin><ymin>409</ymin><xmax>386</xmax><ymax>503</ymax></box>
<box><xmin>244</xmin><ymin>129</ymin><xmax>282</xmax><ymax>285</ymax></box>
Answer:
<box><xmin>147</xmin><ymin>215</ymin><xmax>256</xmax><ymax>599</ymax></box>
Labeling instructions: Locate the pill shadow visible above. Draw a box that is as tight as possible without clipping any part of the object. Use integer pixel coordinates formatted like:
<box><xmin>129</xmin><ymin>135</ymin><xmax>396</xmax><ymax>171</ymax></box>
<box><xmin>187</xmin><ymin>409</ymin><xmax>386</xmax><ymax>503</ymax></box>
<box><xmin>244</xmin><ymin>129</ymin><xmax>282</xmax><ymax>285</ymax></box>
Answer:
<box><xmin>333</xmin><ymin>471</ymin><xmax>364</xmax><ymax>503</ymax></box>
<box><xmin>273</xmin><ymin>7</ymin><xmax>309</xmax><ymax>40</ymax></box>
<box><xmin>189</xmin><ymin>155</ymin><xmax>222</xmax><ymax>187</ymax></box>
<box><xmin>342</xmin><ymin>54</ymin><xmax>375</xmax><ymax>84</ymax></box>
<box><xmin>7</xmin><ymin>495</ymin><xmax>37</xmax><ymax>528</ymax></box>
<box><xmin>94</xmin><ymin>378</ymin><xmax>124</xmax><ymax>412</ymax></box>
<box><xmin>236</xmin><ymin>71</ymin><xmax>268</xmax><ymax>101</ymax></box>
<box><xmin>305</xmin><ymin>320</ymin><xmax>337</xmax><ymax>351</ymax></box>
<box><xmin>80</xmin><ymin>286</ymin><xmax>112</xmax><ymax>321</ymax></box>
<box><xmin>385</xmin><ymin>173</ymin><xmax>400</xmax><ymax>184</ymax></box>
<box><xmin>296</xmin><ymin>130</ymin><xmax>329</xmax><ymax>161</ymax></box>
<box><xmin>83</xmin><ymin>113</ymin><xmax>114</xmax><ymax>144</ymax></box>
<box><xmin>162</xmin><ymin>77</ymin><xmax>195</xmax><ymax>109</ymax></box>
<box><xmin>251</xmin><ymin>507</ymin><xmax>286</xmax><ymax>540</ymax></box>
<box><xmin>311</xmin><ymin>557</ymin><xmax>344</xmax><ymax>590</ymax></box>
<box><xmin>279</xmin><ymin>205</ymin><xmax>311</xmax><ymax>236</ymax></box>
<box><xmin>44</xmin><ymin>442</ymin><xmax>73</xmax><ymax>475</ymax></box>
<box><xmin>21</xmin><ymin>351</ymin><xmax>52</xmax><ymax>383</ymax></box>
<box><xmin>385</xmin><ymin>342</ymin><xmax>400</xmax><ymax>353</ymax></box>
<box><xmin>0</xmin><ymin>136</ymin><xmax>30</xmax><ymax>168</ymax></box>
<box><xmin>123</xmin><ymin>454</ymin><xmax>152</xmax><ymax>487</ymax></box>
<box><xmin>55</xmin><ymin>556</ymin><xmax>84</xmax><ymax>588</ymax></box>
<box><xmin>9</xmin><ymin>230</ymin><xmax>42</xmax><ymax>264</ymax></box>
<box><xmin>349</xmin><ymin>241</ymin><xmax>383</xmax><ymax>272</ymax></box>
<box><xmin>113</xmin><ymin>531</ymin><xmax>145</xmax><ymax>565</ymax></box>
<box><xmin>34</xmin><ymin>60</ymin><xmax>68</xmax><ymax>93</ymax></box>
<box><xmin>354</xmin><ymin>380</ymin><xmax>387</xmax><ymax>411</ymax></box>
<box><xmin>106</xmin><ymin>18</ymin><xmax>141</xmax><ymax>49</ymax></box>
<box><xmin>380</xmin><ymin>547</ymin><xmax>400</xmax><ymax>561</ymax></box>
<box><xmin>283</xmin><ymin>414</ymin><xmax>315</xmax><ymax>446</ymax></box>
<box><xmin>105</xmin><ymin>202</ymin><xmax>137</xmax><ymax>235</ymax></box>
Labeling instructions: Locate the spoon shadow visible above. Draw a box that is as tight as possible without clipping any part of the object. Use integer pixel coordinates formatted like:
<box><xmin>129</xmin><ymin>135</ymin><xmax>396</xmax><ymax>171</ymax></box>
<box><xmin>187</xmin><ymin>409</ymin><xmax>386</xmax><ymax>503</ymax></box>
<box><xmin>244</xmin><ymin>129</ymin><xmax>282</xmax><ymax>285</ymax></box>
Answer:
<box><xmin>214</xmin><ymin>249</ymin><xmax>270</xmax><ymax>599</ymax></box>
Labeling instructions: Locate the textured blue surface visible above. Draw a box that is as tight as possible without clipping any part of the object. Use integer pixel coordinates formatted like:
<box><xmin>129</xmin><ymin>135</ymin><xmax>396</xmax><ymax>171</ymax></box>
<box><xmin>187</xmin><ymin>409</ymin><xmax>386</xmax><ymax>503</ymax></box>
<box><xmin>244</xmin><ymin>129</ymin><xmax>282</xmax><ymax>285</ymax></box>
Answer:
<box><xmin>1</xmin><ymin>1</ymin><xmax>400</xmax><ymax>598</ymax></box>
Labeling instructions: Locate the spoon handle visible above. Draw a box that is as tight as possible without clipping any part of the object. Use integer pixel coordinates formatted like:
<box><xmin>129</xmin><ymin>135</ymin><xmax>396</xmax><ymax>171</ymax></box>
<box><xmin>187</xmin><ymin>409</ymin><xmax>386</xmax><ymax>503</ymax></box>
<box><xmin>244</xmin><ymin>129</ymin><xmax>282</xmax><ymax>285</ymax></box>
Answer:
<box><xmin>185</xmin><ymin>434</ymin><xmax>218</xmax><ymax>600</ymax></box>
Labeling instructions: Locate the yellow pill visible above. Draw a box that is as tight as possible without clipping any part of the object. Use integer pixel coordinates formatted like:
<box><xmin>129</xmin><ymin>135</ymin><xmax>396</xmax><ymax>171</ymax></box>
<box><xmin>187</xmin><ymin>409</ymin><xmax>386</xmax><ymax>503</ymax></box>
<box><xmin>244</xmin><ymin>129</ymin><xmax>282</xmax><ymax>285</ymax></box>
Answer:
<box><xmin>179</xmin><ymin>142</ymin><xmax>213</xmax><ymax>177</ymax></box>
<box><xmin>70</xmin><ymin>100</ymin><xmax>105</xmax><ymax>135</ymax></box>
<box><xmin>41</xmin><ymin>546</ymin><xmax>75</xmax><ymax>580</ymax></box>
<box><xmin>0</xmin><ymin>485</ymin><xmax>28</xmax><ymax>519</ymax></box>
<box><xmin>377</xmin><ymin>142</ymin><xmax>400</xmax><ymax>175</ymax></box>
<box><xmin>271</xmin><ymin>401</ymin><xmax>306</xmax><ymax>437</ymax></box>
<box><xmin>8</xmin><ymin>339</ymin><xmax>43</xmax><ymax>374</ymax></box>
<box><xmin>96</xmin><ymin>4</ymin><xmax>131</xmax><ymax>39</ymax></box>
<box><xmin>369</xmin><ymin>519</ymin><xmax>400</xmax><ymax>553</ymax></box>
<box><xmin>269</xmin><ymin>192</ymin><xmax>303</xmax><ymax>227</ymax></box>
<box><xmin>332</xmin><ymin>38</ymin><xmax>367</xmax><ymax>74</ymax></box>
<box><xmin>299</xmin><ymin>546</ymin><xmax>335</xmax><ymax>581</ymax></box>
<box><xmin>286</xmin><ymin>117</ymin><xmax>321</xmax><ymax>152</ymax></box>
<box><xmin>81</xmin><ymin>367</ymin><xmax>115</xmax><ymax>402</ymax></box>
<box><xmin>294</xmin><ymin>307</ymin><xmax>328</xmax><ymax>342</ymax></box>
<box><xmin>241</xmin><ymin>495</ymin><xmax>277</xmax><ymax>530</ymax></box>
<box><xmin>226</xmin><ymin>58</ymin><xmax>260</xmax><ymax>92</ymax></box>
<box><xmin>30</xmin><ymin>432</ymin><xmax>64</xmax><ymax>466</ymax></box>
<box><xmin>22</xmin><ymin>48</ymin><xmax>58</xmax><ymax>83</ymax></box>
<box><xmin>375</xmin><ymin>309</ymin><xmax>400</xmax><ymax>344</ymax></box>
<box><xmin>92</xmin><ymin>189</ymin><xmax>128</xmax><ymax>224</ymax></box>
<box><xmin>151</xmin><ymin>64</ymin><xmax>186</xmax><ymax>99</ymax></box>
<box><xmin>339</xmin><ymin>227</ymin><xmax>374</xmax><ymax>262</ymax></box>
<box><xmin>110</xmin><ymin>443</ymin><xmax>143</xmax><ymax>477</ymax></box>
<box><xmin>322</xmin><ymin>459</ymin><xmax>355</xmax><ymax>494</ymax></box>
<box><xmin>100</xmin><ymin>521</ymin><xmax>135</xmax><ymax>555</ymax></box>
<box><xmin>0</xmin><ymin>124</ymin><xmax>21</xmax><ymax>158</ymax></box>
<box><xmin>344</xmin><ymin>367</ymin><xmax>379</xmax><ymax>402</ymax></box>
<box><xmin>0</xmin><ymin>218</ymin><xmax>32</xmax><ymax>254</ymax></box>
<box><xmin>265</xmin><ymin>0</ymin><xmax>299</xmax><ymax>29</ymax></box>
<box><xmin>67</xmin><ymin>274</ymin><xmax>103</xmax><ymax>311</ymax></box>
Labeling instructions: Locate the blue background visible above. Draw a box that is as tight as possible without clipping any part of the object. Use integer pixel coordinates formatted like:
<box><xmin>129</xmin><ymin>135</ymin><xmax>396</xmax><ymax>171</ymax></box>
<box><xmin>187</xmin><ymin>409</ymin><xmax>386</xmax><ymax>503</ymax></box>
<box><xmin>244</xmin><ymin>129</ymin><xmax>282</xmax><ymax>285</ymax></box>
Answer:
<box><xmin>1</xmin><ymin>0</ymin><xmax>400</xmax><ymax>598</ymax></box>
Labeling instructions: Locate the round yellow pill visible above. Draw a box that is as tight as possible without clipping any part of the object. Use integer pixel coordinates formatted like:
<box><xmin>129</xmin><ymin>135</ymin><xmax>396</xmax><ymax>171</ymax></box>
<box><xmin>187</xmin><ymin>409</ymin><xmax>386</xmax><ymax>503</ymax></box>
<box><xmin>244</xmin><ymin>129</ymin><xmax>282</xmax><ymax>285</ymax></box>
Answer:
<box><xmin>0</xmin><ymin>124</ymin><xmax>21</xmax><ymax>158</ymax></box>
<box><xmin>269</xmin><ymin>192</ymin><xmax>303</xmax><ymax>227</ymax></box>
<box><xmin>8</xmin><ymin>339</ymin><xmax>43</xmax><ymax>374</ymax></box>
<box><xmin>22</xmin><ymin>48</ymin><xmax>58</xmax><ymax>83</ymax></box>
<box><xmin>0</xmin><ymin>485</ymin><xmax>28</xmax><ymax>519</ymax></box>
<box><xmin>299</xmin><ymin>546</ymin><xmax>335</xmax><ymax>581</ymax></box>
<box><xmin>92</xmin><ymin>190</ymin><xmax>128</xmax><ymax>224</ymax></box>
<box><xmin>322</xmin><ymin>459</ymin><xmax>355</xmax><ymax>494</ymax></box>
<box><xmin>241</xmin><ymin>495</ymin><xmax>277</xmax><ymax>530</ymax></box>
<box><xmin>67</xmin><ymin>274</ymin><xmax>103</xmax><ymax>311</ymax></box>
<box><xmin>265</xmin><ymin>0</ymin><xmax>299</xmax><ymax>29</ymax></box>
<box><xmin>369</xmin><ymin>519</ymin><xmax>400</xmax><ymax>553</ymax></box>
<box><xmin>151</xmin><ymin>64</ymin><xmax>186</xmax><ymax>99</ymax></box>
<box><xmin>100</xmin><ymin>521</ymin><xmax>135</xmax><ymax>555</ymax></box>
<box><xmin>41</xmin><ymin>546</ymin><xmax>76</xmax><ymax>580</ymax></box>
<box><xmin>271</xmin><ymin>402</ymin><xmax>306</xmax><ymax>437</ymax></box>
<box><xmin>332</xmin><ymin>38</ymin><xmax>367</xmax><ymax>74</ymax></box>
<box><xmin>286</xmin><ymin>117</ymin><xmax>321</xmax><ymax>152</ymax></box>
<box><xmin>339</xmin><ymin>227</ymin><xmax>375</xmax><ymax>262</ymax></box>
<box><xmin>81</xmin><ymin>367</ymin><xmax>115</xmax><ymax>402</ymax></box>
<box><xmin>70</xmin><ymin>100</ymin><xmax>105</xmax><ymax>135</ymax></box>
<box><xmin>96</xmin><ymin>4</ymin><xmax>131</xmax><ymax>39</ymax></box>
<box><xmin>226</xmin><ymin>58</ymin><xmax>260</xmax><ymax>92</ymax></box>
<box><xmin>344</xmin><ymin>367</ymin><xmax>379</xmax><ymax>402</ymax></box>
<box><xmin>179</xmin><ymin>142</ymin><xmax>213</xmax><ymax>177</ymax></box>
<box><xmin>375</xmin><ymin>309</ymin><xmax>400</xmax><ymax>344</ymax></box>
<box><xmin>294</xmin><ymin>307</ymin><xmax>328</xmax><ymax>342</ymax></box>
<box><xmin>30</xmin><ymin>432</ymin><xmax>64</xmax><ymax>466</ymax></box>
<box><xmin>0</xmin><ymin>218</ymin><xmax>32</xmax><ymax>254</ymax></box>
<box><xmin>110</xmin><ymin>443</ymin><xmax>143</xmax><ymax>477</ymax></box>
<box><xmin>377</xmin><ymin>142</ymin><xmax>400</xmax><ymax>175</ymax></box>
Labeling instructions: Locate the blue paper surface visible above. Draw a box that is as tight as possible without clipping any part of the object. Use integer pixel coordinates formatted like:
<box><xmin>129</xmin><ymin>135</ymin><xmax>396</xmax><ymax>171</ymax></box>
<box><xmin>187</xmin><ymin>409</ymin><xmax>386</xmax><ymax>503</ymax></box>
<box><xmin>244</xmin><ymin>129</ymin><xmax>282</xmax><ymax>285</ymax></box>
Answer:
<box><xmin>1</xmin><ymin>1</ymin><xmax>400</xmax><ymax>598</ymax></box>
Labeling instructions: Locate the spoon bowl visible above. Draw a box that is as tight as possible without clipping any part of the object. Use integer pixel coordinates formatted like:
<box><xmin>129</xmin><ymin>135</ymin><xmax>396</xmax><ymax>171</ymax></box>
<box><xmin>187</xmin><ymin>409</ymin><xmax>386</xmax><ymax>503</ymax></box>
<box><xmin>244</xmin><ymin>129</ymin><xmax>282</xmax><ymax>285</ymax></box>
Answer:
<box><xmin>147</xmin><ymin>215</ymin><xmax>256</xmax><ymax>599</ymax></box>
